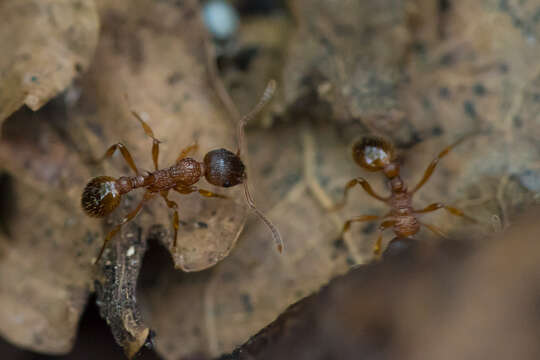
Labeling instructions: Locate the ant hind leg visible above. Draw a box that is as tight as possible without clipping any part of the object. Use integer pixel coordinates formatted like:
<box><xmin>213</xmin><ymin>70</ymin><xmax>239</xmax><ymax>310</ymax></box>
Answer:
<box><xmin>414</xmin><ymin>202</ymin><xmax>477</xmax><ymax>223</ymax></box>
<box><xmin>99</xmin><ymin>143</ymin><xmax>139</xmax><ymax>175</ymax></box>
<box><xmin>411</xmin><ymin>137</ymin><xmax>469</xmax><ymax>194</ymax></box>
<box><xmin>160</xmin><ymin>191</ymin><xmax>180</xmax><ymax>248</ymax></box>
<box><xmin>95</xmin><ymin>191</ymin><xmax>153</xmax><ymax>264</ymax></box>
<box><xmin>374</xmin><ymin>219</ymin><xmax>397</xmax><ymax>258</ymax></box>
<box><xmin>419</xmin><ymin>221</ymin><xmax>448</xmax><ymax>239</ymax></box>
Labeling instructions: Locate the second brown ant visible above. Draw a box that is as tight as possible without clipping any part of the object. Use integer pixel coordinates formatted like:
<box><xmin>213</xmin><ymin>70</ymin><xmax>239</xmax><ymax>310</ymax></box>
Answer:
<box><xmin>334</xmin><ymin>135</ymin><xmax>475</xmax><ymax>256</ymax></box>
<box><xmin>81</xmin><ymin>81</ymin><xmax>282</xmax><ymax>263</ymax></box>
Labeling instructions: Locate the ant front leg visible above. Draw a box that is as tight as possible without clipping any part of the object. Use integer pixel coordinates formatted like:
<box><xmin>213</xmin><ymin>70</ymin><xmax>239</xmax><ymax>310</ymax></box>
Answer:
<box><xmin>198</xmin><ymin>189</ymin><xmax>228</xmax><ymax>199</ymax></box>
<box><xmin>160</xmin><ymin>190</ymin><xmax>180</xmax><ymax>248</ymax></box>
<box><xmin>99</xmin><ymin>143</ymin><xmax>139</xmax><ymax>175</ymax></box>
<box><xmin>410</xmin><ymin>137</ymin><xmax>468</xmax><ymax>194</ymax></box>
<box><xmin>333</xmin><ymin>177</ymin><xmax>389</xmax><ymax>210</ymax></box>
<box><xmin>415</xmin><ymin>203</ymin><xmax>477</xmax><ymax>223</ymax></box>
<box><xmin>130</xmin><ymin>111</ymin><xmax>162</xmax><ymax>171</ymax></box>
<box><xmin>374</xmin><ymin>219</ymin><xmax>397</xmax><ymax>258</ymax></box>
<box><xmin>176</xmin><ymin>143</ymin><xmax>199</xmax><ymax>162</ymax></box>
<box><xmin>95</xmin><ymin>191</ymin><xmax>153</xmax><ymax>264</ymax></box>
<box><xmin>174</xmin><ymin>186</ymin><xmax>228</xmax><ymax>199</ymax></box>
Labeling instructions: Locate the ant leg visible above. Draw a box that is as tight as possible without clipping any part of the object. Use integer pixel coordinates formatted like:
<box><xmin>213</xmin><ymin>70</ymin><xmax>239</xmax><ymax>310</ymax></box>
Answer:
<box><xmin>176</xmin><ymin>143</ymin><xmax>199</xmax><ymax>162</ymax></box>
<box><xmin>95</xmin><ymin>191</ymin><xmax>153</xmax><ymax>264</ymax></box>
<box><xmin>197</xmin><ymin>189</ymin><xmax>228</xmax><ymax>199</ymax></box>
<box><xmin>414</xmin><ymin>203</ymin><xmax>477</xmax><ymax>223</ymax></box>
<box><xmin>130</xmin><ymin>111</ymin><xmax>162</xmax><ymax>171</ymax></box>
<box><xmin>410</xmin><ymin>137</ymin><xmax>468</xmax><ymax>194</ymax></box>
<box><xmin>160</xmin><ymin>191</ymin><xmax>180</xmax><ymax>248</ymax></box>
<box><xmin>341</xmin><ymin>215</ymin><xmax>380</xmax><ymax>234</ymax></box>
<box><xmin>99</xmin><ymin>143</ymin><xmax>139</xmax><ymax>175</ymax></box>
<box><xmin>174</xmin><ymin>186</ymin><xmax>195</xmax><ymax>195</ymax></box>
<box><xmin>174</xmin><ymin>185</ymin><xmax>228</xmax><ymax>199</ymax></box>
<box><xmin>333</xmin><ymin>177</ymin><xmax>389</xmax><ymax>210</ymax></box>
<box><xmin>374</xmin><ymin>219</ymin><xmax>397</xmax><ymax>257</ymax></box>
<box><xmin>419</xmin><ymin>221</ymin><xmax>448</xmax><ymax>239</ymax></box>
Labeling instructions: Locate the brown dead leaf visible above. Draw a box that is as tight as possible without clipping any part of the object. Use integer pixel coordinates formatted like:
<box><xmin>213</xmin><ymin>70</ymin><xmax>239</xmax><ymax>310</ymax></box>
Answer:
<box><xmin>400</xmin><ymin>0</ymin><xmax>540</xmax><ymax>218</ymax></box>
<box><xmin>0</xmin><ymin>0</ymin><xmax>99</xmax><ymax>125</ymax></box>
<box><xmin>221</xmin><ymin>208</ymin><xmax>540</xmax><ymax>360</ymax></box>
<box><xmin>1</xmin><ymin>0</ymin><xmax>540</xmax><ymax>359</ymax></box>
<box><xmin>0</xmin><ymin>0</ymin><xmax>248</xmax><ymax>356</ymax></box>
<box><xmin>143</xmin><ymin>124</ymin><xmax>355</xmax><ymax>359</ymax></box>
<box><xmin>145</xmin><ymin>1</ymin><xmax>540</xmax><ymax>358</ymax></box>
<box><xmin>282</xmin><ymin>0</ymin><xmax>411</xmax><ymax>129</ymax></box>
<box><xmin>75</xmin><ymin>0</ymin><xmax>248</xmax><ymax>271</ymax></box>
<box><xmin>0</xmin><ymin>106</ymin><xmax>98</xmax><ymax>354</ymax></box>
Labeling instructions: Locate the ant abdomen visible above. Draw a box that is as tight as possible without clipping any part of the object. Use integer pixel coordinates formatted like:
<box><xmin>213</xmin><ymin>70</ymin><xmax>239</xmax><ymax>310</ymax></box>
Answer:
<box><xmin>81</xmin><ymin>176</ymin><xmax>122</xmax><ymax>218</ymax></box>
<box><xmin>352</xmin><ymin>136</ymin><xmax>395</xmax><ymax>171</ymax></box>
<box><xmin>203</xmin><ymin>148</ymin><xmax>245</xmax><ymax>187</ymax></box>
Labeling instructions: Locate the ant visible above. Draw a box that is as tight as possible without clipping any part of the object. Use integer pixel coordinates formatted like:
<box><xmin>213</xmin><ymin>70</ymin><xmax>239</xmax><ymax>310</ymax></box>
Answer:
<box><xmin>334</xmin><ymin>135</ymin><xmax>475</xmax><ymax>257</ymax></box>
<box><xmin>81</xmin><ymin>81</ymin><xmax>282</xmax><ymax>263</ymax></box>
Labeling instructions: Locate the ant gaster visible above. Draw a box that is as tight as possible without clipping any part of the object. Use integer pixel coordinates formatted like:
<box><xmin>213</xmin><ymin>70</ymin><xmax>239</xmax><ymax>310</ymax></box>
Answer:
<box><xmin>334</xmin><ymin>136</ymin><xmax>475</xmax><ymax>256</ymax></box>
<box><xmin>82</xmin><ymin>81</ymin><xmax>282</xmax><ymax>263</ymax></box>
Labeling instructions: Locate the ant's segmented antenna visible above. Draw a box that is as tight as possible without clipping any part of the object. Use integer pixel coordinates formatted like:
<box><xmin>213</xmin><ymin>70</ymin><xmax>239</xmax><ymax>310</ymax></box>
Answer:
<box><xmin>237</xmin><ymin>80</ymin><xmax>283</xmax><ymax>253</ymax></box>
<box><xmin>236</xmin><ymin>80</ymin><xmax>277</xmax><ymax>156</ymax></box>
<box><xmin>244</xmin><ymin>183</ymin><xmax>284</xmax><ymax>253</ymax></box>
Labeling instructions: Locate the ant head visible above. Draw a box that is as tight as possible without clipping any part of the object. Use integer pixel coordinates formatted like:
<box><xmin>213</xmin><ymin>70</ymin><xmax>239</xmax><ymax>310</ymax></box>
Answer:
<box><xmin>81</xmin><ymin>176</ymin><xmax>122</xmax><ymax>218</ymax></box>
<box><xmin>203</xmin><ymin>148</ymin><xmax>246</xmax><ymax>187</ymax></box>
<box><xmin>352</xmin><ymin>136</ymin><xmax>395</xmax><ymax>171</ymax></box>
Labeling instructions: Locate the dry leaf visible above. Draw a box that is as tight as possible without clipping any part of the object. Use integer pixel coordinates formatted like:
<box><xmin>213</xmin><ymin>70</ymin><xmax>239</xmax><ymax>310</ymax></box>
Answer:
<box><xmin>0</xmin><ymin>106</ymin><xmax>98</xmax><ymax>354</ymax></box>
<box><xmin>1</xmin><ymin>0</ymin><xmax>247</xmax><ymax>356</ymax></box>
<box><xmin>147</xmin><ymin>0</ymin><xmax>540</xmax><ymax>358</ymax></box>
<box><xmin>77</xmin><ymin>0</ymin><xmax>248</xmax><ymax>272</ymax></box>
<box><xmin>0</xmin><ymin>0</ymin><xmax>99</xmax><ymax>125</ymax></box>
<box><xmin>282</xmin><ymin>0</ymin><xmax>411</xmax><ymax>128</ymax></box>
<box><xmin>1</xmin><ymin>0</ymin><xmax>540</xmax><ymax>358</ymax></box>
<box><xmin>221</xmin><ymin>208</ymin><xmax>540</xmax><ymax>360</ymax></box>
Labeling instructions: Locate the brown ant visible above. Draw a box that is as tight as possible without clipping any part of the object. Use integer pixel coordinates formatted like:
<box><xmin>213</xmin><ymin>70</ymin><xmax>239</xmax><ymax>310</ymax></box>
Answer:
<box><xmin>334</xmin><ymin>135</ymin><xmax>475</xmax><ymax>256</ymax></box>
<box><xmin>81</xmin><ymin>81</ymin><xmax>282</xmax><ymax>263</ymax></box>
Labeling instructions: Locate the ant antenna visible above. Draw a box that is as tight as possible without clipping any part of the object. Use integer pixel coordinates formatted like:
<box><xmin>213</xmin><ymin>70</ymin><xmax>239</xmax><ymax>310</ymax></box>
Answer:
<box><xmin>236</xmin><ymin>80</ymin><xmax>277</xmax><ymax>156</ymax></box>
<box><xmin>244</xmin><ymin>182</ymin><xmax>283</xmax><ymax>253</ymax></box>
<box><xmin>237</xmin><ymin>80</ymin><xmax>283</xmax><ymax>253</ymax></box>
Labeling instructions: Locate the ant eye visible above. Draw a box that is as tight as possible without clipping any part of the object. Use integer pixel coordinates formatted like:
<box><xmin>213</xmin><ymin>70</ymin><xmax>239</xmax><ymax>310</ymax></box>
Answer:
<box><xmin>352</xmin><ymin>136</ymin><xmax>395</xmax><ymax>171</ymax></box>
<box><xmin>204</xmin><ymin>148</ymin><xmax>245</xmax><ymax>187</ymax></box>
<box><xmin>81</xmin><ymin>176</ymin><xmax>122</xmax><ymax>218</ymax></box>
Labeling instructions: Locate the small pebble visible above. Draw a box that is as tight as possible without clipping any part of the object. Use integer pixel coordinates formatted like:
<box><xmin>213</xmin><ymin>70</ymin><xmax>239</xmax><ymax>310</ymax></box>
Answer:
<box><xmin>203</xmin><ymin>0</ymin><xmax>239</xmax><ymax>40</ymax></box>
<box><xmin>126</xmin><ymin>246</ymin><xmax>135</xmax><ymax>257</ymax></box>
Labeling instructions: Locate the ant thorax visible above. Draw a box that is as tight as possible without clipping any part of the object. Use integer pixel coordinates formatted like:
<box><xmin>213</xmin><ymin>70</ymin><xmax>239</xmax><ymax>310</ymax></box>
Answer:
<box><xmin>167</xmin><ymin>158</ymin><xmax>202</xmax><ymax>187</ymax></box>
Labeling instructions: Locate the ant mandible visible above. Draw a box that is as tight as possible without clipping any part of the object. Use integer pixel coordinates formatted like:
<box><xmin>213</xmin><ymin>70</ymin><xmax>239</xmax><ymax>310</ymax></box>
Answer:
<box><xmin>334</xmin><ymin>135</ymin><xmax>475</xmax><ymax>256</ymax></box>
<box><xmin>81</xmin><ymin>81</ymin><xmax>282</xmax><ymax>263</ymax></box>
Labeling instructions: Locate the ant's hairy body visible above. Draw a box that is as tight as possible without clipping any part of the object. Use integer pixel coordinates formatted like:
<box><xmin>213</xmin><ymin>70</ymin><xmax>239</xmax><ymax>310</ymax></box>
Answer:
<box><xmin>82</xmin><ymin>81</ymin><xmax>282</xmax><ymax>263</ymax></box>
<box><xmin>335</xmin><ymin>136</ymin><xmax>475</xmax><ymax>256</ymax></box>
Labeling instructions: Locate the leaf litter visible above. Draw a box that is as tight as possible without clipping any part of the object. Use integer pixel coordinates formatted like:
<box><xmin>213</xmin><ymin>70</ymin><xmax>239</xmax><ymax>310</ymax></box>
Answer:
<box><xmin>0</xmin><ymin>0</ymin><xmax>539</xmax><ymax>358</ymax></box>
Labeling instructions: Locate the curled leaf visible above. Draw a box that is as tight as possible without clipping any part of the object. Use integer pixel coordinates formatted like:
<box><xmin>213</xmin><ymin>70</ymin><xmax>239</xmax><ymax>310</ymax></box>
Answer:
<box><xmin>0</xmin><ymin>0</ymin><xmax>99</xmax><ymax>125</ymax></box>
